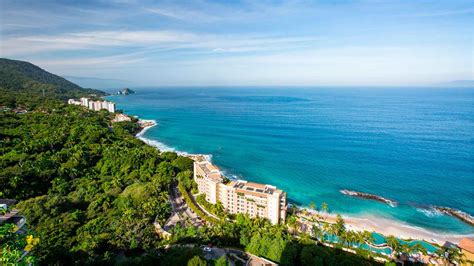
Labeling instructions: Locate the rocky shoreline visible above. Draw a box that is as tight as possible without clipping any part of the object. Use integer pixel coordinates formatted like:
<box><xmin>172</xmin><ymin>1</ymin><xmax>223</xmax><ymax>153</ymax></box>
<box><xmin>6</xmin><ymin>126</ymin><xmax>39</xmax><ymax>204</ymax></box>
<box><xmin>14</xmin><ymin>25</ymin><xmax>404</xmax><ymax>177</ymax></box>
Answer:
<box><xmin>433</xmin><ymin>206</ymin><xmax>474</xmax><ymax>226</ymax></box>
<box><xmin>137</xmin><ymin>119</ymin><xmax>157</xmax><ymax>130</ymax></box>
<box><xmin>340</xmin><ymin>189</ymin><xmax>398</xmax><ymax>207</ymax></box>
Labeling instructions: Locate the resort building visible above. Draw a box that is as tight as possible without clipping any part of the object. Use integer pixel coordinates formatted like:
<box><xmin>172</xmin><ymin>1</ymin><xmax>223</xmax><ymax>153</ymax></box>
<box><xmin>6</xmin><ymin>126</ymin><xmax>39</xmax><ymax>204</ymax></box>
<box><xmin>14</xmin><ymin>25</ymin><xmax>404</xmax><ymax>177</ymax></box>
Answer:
<box><xmin>193</xmin><ymin>161</ymin><xmax>287</xmax><ymax>225</ymax></box>
<box><xmin>459</xmin><ymin>238</ymin><xmax>474</xmax><ymax>265</ymax></box>
<box><xmin>67</xmin><ymin>97</ymin><xmax>115</xmax><ymax>113</ymax></box>
<box><xmin>67</xmin><ymin>99</ymin><xmax>81</xmax><ymax>105</ymax></box>
<box><xmin>112</xmin><ymin>113</ymin><xmax>132</xmax><ymax>123</ymax></box>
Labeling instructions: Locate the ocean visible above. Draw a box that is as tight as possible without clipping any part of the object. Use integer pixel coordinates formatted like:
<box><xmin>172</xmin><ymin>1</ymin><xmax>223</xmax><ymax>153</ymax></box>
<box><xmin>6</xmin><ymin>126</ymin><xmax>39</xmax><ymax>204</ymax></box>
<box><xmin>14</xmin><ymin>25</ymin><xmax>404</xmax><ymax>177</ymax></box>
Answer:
<box><xmin>107</xmin><ymin>87</ymin><xmax>474</xmax><ymax>234</ymax></box>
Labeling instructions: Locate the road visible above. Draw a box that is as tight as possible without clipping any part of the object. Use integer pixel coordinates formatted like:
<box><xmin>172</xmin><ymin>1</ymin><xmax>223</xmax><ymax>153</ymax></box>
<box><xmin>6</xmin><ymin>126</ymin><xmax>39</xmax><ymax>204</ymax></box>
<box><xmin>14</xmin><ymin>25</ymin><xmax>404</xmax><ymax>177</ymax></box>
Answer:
<box><xmin>201</xmin><ymin>246</ymin><xmax>277</xmax><ymax>266</ymax></box>
<box><xmin>164</xmin><ymin>182</ymin><xmax>203</xmax><ymax>230</ymax></box>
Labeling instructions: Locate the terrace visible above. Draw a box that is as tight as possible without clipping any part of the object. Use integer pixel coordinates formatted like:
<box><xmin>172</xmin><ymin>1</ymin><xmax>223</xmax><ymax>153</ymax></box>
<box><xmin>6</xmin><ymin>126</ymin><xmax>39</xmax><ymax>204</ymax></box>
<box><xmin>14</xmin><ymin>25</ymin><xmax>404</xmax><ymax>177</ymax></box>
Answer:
<box><xmin>232</xmin><ymin>180</ymin><xmax>283</xmax><ymax>196</ymax></box>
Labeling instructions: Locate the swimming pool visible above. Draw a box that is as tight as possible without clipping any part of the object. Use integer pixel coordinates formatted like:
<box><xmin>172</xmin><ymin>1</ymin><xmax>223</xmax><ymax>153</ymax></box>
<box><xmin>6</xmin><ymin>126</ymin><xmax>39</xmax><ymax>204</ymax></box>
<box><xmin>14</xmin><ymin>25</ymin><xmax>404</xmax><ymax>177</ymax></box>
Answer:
<box><xmin>400</xmin><ymin>240</ymin><xmax>439</xmax><ymax>254</ymax></box>
<box><xmin>371</xmin><ymin>232</ymin><xmax>387</xmax><ymax>246</ymax></box>
<box><xmin>359</xmin><ymin>243</ymin><xmax>392</xmax><ymax>255</ymax></box>
<box><xmin>321</xmin><ymin>231</ymin><xmax>439</xmax><ymax>256</ymax></box>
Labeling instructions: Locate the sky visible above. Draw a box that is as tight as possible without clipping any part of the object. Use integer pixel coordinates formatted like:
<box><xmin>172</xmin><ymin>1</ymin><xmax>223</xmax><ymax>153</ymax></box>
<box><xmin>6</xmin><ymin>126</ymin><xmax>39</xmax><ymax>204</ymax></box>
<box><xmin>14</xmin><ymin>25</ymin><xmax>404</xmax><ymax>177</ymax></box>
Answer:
<box><xmin>0</xmin><ymin>0</ymin><xmax>473</xmax><ymax>87</ymax></box>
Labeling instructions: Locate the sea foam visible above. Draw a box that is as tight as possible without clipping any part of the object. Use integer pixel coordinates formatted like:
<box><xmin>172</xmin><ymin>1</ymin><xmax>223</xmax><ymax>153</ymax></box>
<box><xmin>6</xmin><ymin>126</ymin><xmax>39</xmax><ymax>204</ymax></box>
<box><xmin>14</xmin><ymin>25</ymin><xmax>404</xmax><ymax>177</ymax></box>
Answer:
<box><xmin>136</xmin><ymin>119</ymin><xmax>212</xmax><ymax>161</ymax></box>
<box><xmin>416</xmin><ymin>207</ymin><xmax>442</xmax><ymax>218</ymax></box>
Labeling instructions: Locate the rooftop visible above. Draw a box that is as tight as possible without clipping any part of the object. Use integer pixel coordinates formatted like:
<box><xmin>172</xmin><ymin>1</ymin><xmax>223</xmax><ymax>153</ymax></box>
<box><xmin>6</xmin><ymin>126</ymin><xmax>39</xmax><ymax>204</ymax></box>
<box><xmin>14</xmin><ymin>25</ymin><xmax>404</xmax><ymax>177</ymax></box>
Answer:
<box><xmin>231</xmin><ymin>180</ymin><xmax>283</xmax><ymax>196</ymax></box>
<box><xmin>196</xmin><ymin>161</ymin><xmax>223</xmax><ymax>182</ymax></box>
<box><xmin>459</xmin><ymin>238</ymin><xmax>474</xmax><ymax>253</ymax></box>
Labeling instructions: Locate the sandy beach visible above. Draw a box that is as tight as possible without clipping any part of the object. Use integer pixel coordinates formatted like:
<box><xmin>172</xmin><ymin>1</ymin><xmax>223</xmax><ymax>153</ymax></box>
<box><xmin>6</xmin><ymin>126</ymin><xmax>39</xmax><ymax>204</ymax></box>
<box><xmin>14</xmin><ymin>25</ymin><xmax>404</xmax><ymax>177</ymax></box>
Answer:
<box><xmin>135</xmin><ymin>118</ymin><xmax>473</xmax><ymax>245</ymax></box>
<box><xmin>303</xmin><ymin>210</ymin><xmax>474</xmax><ymax>244</ymax></box>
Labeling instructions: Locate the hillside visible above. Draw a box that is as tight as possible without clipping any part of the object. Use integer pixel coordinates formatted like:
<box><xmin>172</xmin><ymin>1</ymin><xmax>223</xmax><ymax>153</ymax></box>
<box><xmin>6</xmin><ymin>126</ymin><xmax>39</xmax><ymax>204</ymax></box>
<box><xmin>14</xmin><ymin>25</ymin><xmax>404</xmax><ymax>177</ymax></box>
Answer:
<box><xmin>0</xmin><ymin>59</ymin><xmax>383</xmax><ymax>266</ymax></box>
<box><xmin>0</xmin><ymin>58</ymin><xmax>106</xmax><ymax>101</ymax></box>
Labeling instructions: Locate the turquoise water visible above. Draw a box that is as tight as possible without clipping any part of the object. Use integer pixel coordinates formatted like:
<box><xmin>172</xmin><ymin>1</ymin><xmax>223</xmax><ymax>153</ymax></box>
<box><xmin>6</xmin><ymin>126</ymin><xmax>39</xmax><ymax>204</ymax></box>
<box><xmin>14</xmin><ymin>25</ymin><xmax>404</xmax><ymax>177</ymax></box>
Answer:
<box><xmin>359</xmin><ymin>244</ymin><xmax>392</xmax><ymax>255</ymax></box>
<box><xmin>371</xmin><ymin>232</ymin><xmax>386</xmax><ymax>246</ymax></box>
<box><xmin>321</xmin><ymin>232</ymin><xmax>437</xmax><ymax>255</ymax></box>
<box><xmin>107</xmin><ymin>87</ymin><xmax>474</xmax><ymax>234</ymax></box>
<box><xmin>369</xmin><ymin>232</ymin><xmax>438</xmax><ymax>254</ymax></box>
<box><xmin>401</xmin><ymin>240</ymin><xmax>438</xmax><ymax>254</ymax></box>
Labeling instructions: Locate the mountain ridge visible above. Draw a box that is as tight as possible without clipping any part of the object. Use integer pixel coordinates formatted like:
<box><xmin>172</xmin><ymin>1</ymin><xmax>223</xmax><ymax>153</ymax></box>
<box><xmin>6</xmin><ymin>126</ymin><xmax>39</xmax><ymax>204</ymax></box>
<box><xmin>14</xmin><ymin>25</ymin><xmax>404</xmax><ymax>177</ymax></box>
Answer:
<box><xmin>0</xmin><ymin>58</ymin><xmax>106</xmax><ymax>100</ymax></box>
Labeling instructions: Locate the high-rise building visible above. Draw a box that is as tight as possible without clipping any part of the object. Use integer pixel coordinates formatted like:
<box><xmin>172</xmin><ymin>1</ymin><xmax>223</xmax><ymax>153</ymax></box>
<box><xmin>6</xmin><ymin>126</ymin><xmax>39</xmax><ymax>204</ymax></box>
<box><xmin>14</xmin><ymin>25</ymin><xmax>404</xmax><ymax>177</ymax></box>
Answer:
<box><xmin>194</xmin><ymin>161</ymin><xmax>287</xmax><ymax>225</ymax></box>
<box><xmin>69</xmin><ymin>97</ymin><xmax>116</xmax><ymax>113</ymax></box>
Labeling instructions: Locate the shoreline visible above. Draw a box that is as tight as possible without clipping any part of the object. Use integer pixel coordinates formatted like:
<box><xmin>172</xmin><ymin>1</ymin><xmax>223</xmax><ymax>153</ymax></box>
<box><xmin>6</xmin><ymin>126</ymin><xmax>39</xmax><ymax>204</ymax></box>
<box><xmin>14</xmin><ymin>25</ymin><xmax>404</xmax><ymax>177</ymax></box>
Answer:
<box><xmin>135</xmin><ymin>119</ymin><xmax>212</xmax><ymax>161</ymax></box>
<box><xmin>134</xmin><ymin>118</ymin><xmax>473</xmax><ymax>245</ymax></box>
<box><xmin>301</xmin><ymin>210</ymin><xmax>474</xmax><ymax>244</ymax></box>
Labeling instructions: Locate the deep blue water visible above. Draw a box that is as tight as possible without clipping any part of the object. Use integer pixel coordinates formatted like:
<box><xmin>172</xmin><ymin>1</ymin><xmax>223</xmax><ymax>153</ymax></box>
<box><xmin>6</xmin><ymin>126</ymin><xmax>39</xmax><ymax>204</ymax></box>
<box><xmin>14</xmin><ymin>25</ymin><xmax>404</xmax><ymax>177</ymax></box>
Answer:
<box><xmin>107</xmin><ymin>87</ymin><xmax>474</xmax><ymax>234</ymax></box>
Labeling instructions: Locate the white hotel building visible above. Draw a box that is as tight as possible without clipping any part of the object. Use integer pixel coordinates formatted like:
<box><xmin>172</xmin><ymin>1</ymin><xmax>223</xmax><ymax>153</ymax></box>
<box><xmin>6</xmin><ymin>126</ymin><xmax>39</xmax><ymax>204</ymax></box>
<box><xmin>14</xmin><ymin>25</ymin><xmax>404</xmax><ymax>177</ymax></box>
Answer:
<box><xmin>194</xmin><ymin>161</ymin><xmax>287</xmax><ymax>225</ymax></box>
<box><xmin>68</xmin><ymin>97</ymin><xmax>115</xmax><ymax>113</ymax></box>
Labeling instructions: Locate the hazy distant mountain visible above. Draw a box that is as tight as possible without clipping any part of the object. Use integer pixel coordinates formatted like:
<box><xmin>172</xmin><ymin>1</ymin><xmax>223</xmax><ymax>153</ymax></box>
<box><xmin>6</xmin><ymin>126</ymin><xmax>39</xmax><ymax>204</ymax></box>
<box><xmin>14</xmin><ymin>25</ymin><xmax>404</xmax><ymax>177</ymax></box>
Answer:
<box><xmin>63</xmin><ymin>75</ymin><xmax>132</xmax><ymax>89</ymax></box>
<box><xmin>0</xmin><ymin>58</ymin><xmax>106</xmax><ymax>100</ymax></box>
<box><xmin>438</xmin><ymin>80</ymin><xmax>474</xmax><ymax>87</ymax></box>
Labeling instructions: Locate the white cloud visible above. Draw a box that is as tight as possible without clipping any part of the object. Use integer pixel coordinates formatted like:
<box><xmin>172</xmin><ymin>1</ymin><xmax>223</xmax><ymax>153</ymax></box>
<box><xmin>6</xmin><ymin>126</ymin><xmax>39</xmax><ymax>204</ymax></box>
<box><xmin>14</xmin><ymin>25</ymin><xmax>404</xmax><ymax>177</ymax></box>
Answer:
<box><xmin>0</xmin><ymin>30</ymin><xmax>198</xmax><ymax>56</ymax></box>
<box><xmin>145</xmin><ymin>7</ymin><xmax>218</xmax><ymax>22</ymax></box>
<box><xmin>0</xmin><ymin>29</ymin><xmax>322</xmax><ymax>57</ymax></box>
<box><xmin>404</xmin><ymin>7</ymin><xmax>474</xmax><ymax>18</ymax></box>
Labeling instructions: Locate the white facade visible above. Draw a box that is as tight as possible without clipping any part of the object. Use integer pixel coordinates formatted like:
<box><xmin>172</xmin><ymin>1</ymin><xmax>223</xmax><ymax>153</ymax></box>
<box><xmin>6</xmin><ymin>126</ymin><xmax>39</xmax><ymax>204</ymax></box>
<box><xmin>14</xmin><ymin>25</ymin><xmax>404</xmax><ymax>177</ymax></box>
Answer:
<box><xmin>112</xmin><ymin>113</ymin><xmax>132</xmax><ymax>122</ymax></box>
<box><xmin>194</xmin><ymin>161</ymin><xmax>287</xmax><ymax>225</ymax></box>
<box><xmin>68</xmin><ymin>97</ymin><xmax>115</xmax><ymax>113</ymax></box>
<box><xmin>67</xmin><ymin>99</ymin><xmax>81</xmax><ymax>105</ymax></box>
<box><xmin>80</xmin><ymin>97</ymin><xmax>90</xmax><ymax>107</ymax></box>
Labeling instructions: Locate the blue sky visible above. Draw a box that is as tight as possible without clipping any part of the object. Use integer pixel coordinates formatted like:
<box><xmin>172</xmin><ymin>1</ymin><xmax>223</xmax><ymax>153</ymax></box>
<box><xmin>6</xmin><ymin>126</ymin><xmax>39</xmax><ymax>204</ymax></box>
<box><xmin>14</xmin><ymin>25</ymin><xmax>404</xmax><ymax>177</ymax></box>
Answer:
<box><xmin>0</xmin><ymin>0</ymin><xmax>472</xmax><ymax>86</ymax></box>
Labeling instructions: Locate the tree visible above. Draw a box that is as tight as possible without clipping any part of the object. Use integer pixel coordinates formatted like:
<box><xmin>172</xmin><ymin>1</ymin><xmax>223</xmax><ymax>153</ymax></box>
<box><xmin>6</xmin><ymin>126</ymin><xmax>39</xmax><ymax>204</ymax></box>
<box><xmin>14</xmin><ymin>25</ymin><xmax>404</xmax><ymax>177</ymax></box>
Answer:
<box><xmin>187</xmin><ymin>255</ymin><xmax>207</xmax><ymax>266</ymax></box>
<box><xmin>312</xmin><ymin>224</ymin><xmax>324</xmax><ymax>242</ymax></box>
<box><xmin>385</xmin><ymin>235</ymin><xmax>400</xmax><ymax>256</ymax></box>
<box><xmin>173</xmin><ymin>156</ymin><xmax>194</xmax><ymax>172</ymax></box>
<box><xmin>333</xmin><ymin>214</ymin><xmax>346</xmax><ymax>236</ymax></box>
<box><xmin>321</xmin><ymin>202</ymin><xmax>328</xmax><ymax>213</ymax></box>
<box><xmin>436</xmin><ymin>246</ymin><xmax>465</xmax><ymax>265</ymax></box>
<box><xmin>298</xmin><ymin>233</ymin><xmax>313</xmax><ymax>245</ymax></box>
<box><xmin>215</xmin><ymin>255</ymin><xmax>228</xmax><ymax>266</ymax></box>
<box><xmin>321</xmin><ymin>202</ymin><xmax>329</xmax><ymax>222</ymax></box>
<box><xmin>286</xmin><ymin>216</ymin><xmax>298</xmax><ymax>234</ymax></box>
<box><xmin>410</xmin><ymin>242</ymin><xmax>427</xmax><ymax>256</ymax></box>
<box><xmin>0</xmin><ymin>224</ymin><xmax>39</xmax><ymax>265</ymax></box>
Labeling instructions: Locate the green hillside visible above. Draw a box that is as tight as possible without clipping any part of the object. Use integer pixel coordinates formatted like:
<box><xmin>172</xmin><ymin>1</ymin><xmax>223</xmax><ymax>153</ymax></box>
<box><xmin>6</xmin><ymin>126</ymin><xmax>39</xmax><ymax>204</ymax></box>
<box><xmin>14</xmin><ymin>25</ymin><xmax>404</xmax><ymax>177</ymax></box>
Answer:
<box><xmin>0</xmin><ymin>59</ymin><xmax>384</xmax><ymax>266</ymax></box>
<box><xmin>0</xmin><ymin>58</ymin><xmax>106</xmax><ymax>101</ymax></box>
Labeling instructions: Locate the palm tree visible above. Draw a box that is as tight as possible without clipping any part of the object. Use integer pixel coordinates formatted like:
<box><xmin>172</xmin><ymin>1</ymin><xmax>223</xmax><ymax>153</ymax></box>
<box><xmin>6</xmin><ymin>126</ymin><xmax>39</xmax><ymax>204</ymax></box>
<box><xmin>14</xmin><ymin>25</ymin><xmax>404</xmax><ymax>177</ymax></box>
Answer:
<box><xmin>445</xmin><ymin>246</ymin><xmax>466</xmax><ymax>265</ymax></box>
<box><xmin>361</xmin><ymin>230</ymin><xmax>374</xmax><ymax>244</ymax></box>
<box><xmin>353</xmin><ymin>231</ymin><xmax>366</xmax><ymax>248</ymax></box>
<box><xmin>333</xmin><ymin>214</ymin><xmax>346</xmax><ymax>236</ymax></box>
<box><xmin>400</xmin><ymin>243</ymin><xmax>413</xmax><ymax>258</ymax></box>
<box><xmin>321</xmin><ymin>202</ymin><xmax>328</xmax><ymax>213</ymax></box>
<box><xmin>286</xmin><ymin>215</ymin><xmax>298</xmax><ymax>234</ymax></box>
<box><xmin>298</xmin><ymin>232</ymin><xmax>313</xmax><ymax>245</ymax></box>
<box><xmin>411</xmin><ymin>243</ymin><xmax>427</xmax><ymax>256</ymax></box>
<box><xmin>386</xmin><ymin>235</ymin><xmax>401</xmax><ymax>257</ymax></box>
<box><xmin>343</xmin><ymin>231</ymin><xmax>358</xmax><ymax>248</ymax></box>
<box><xmin>312</xmin><ymin>224</ymin><xmax>324</xmax><ymax>242</ymax></box>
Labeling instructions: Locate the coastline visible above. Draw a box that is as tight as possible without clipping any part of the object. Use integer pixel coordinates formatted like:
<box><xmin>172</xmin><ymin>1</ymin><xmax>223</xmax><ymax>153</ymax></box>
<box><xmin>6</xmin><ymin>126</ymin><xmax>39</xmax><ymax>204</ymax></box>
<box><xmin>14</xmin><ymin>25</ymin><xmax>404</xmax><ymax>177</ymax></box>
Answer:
<box><xmin>302</xmin><ymin>210</ymin><xmax>474</xmax><ymax>244</ymax></box>
<box><xmin>135</xmin><ymin>118</ymin><xmax>473</xmax><ymax>245</ymax></box>
<box><xmin>135</xmin><ymin>119</ymin><xmax>212</xmax><ymax>161</ymax></box>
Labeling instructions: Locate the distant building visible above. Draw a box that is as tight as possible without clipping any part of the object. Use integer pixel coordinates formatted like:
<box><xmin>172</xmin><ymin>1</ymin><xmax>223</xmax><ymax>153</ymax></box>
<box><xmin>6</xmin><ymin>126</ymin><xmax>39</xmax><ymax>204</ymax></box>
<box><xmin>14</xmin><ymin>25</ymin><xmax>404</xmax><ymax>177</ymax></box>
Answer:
<box><xmin>0</xmin><ymin>199</ymin><xmax>26</xmax><ymax>232</ymax></box>
<box><xmin>11</xmin><ymin>107</ymin><xmax>28</xmax><ymax>114</ymax></box>
<box><xmin>68</xmin><ymin>97</ymin><xmax>115</xmax><ymax>113</ymax></box>
<box><xmin>67</xmin><ymin>99</ymin><xmax>81</xmax><ymax>105</ymax></box>
<box><xmin>459</xmin><ymin>238</ymin><xmax>474</xmax><ymax>265</ymax></box>
<box><xmin>194</xmin><ymin>161</ymin><xmax>287</xmax><ymax>225</ymax></box>
<box><xmin>80</xmin><ymin>97</ymin><xmax>90</xmax><ymax>107</ymax></box>
<box><xmin>112</xmin><ymin>113</ymin><xmax>132</xmax><ymax>122</ymax></box>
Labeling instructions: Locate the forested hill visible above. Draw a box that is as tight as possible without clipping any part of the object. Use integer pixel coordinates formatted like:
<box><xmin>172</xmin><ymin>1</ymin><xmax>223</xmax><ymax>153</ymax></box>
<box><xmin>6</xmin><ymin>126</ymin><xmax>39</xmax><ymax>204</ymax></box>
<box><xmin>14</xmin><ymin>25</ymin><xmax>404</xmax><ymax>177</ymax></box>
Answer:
<box><xmin>0</xmin><ymin>60</ymin><xmax>382</xmax><ymax>266</ymax></box>
<box><xmin>0</xmin><ymin>58</ymin><xmax>106</xmax><ymax>101</ymax></box>
<box><xmin>0</xmin><ymin>60</ymin><xmax>196</xmax><ymax>264</ymax></box>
